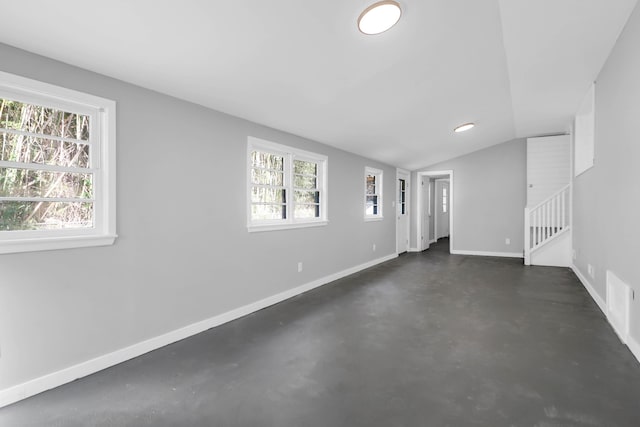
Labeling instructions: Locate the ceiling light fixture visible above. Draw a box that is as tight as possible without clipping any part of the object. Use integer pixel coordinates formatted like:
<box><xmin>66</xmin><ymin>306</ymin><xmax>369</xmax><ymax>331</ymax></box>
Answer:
<box><xmin>454</xmin><ymin>123</ymin><xmax>475</xmax><ymax>133</ymax></box>
<box><xmin>358</xmin><ymin>1</ymin><xmax>402</xmax><ymax>35</ymax></box>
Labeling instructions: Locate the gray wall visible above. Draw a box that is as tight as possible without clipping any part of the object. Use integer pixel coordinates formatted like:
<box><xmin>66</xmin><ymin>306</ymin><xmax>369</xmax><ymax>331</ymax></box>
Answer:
<box><xmin>0</xmin><ymin>44</ymin><xmax>396</xmax><ymax>391</ymax></box>
<box><xmin>573</xmin><ymin>3</ymin><xmax>640</xmax><ymax>343</ymax></box>
<box><xmin>410</xmin><ymin>139</ymin><xmax>526</xmax><ymax>254</ymax></box>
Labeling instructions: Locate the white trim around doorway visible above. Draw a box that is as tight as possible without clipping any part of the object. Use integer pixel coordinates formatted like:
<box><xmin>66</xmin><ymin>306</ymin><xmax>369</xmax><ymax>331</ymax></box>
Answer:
<box><xmin>416</xmin><ymin>170</ymin><xmax>454</xmax><ymax>253</ymax></box>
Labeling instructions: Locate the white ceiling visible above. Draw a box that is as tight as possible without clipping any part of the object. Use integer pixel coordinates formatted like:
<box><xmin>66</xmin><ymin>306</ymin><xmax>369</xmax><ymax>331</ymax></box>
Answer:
<box><xmin>0</xmin><ymin>0</ymin><xmax>636</xmax><ymax>169</ymax></box>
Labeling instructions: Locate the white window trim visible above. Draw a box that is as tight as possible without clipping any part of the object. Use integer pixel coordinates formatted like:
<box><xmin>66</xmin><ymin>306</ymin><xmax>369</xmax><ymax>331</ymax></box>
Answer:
<box><xmin>364</xmin><ymin>166</ymin><xmax>384</xmax><ymax>221</ymax></box>
<box><xmin>247</xmin><ymin>136</ymin><xmax>328</xmax><ymax>232</ymax></box>
<box><xmin>0</xmin><ymin>71</ymin><xmax>117</xmax><ymax>254</ymax></box>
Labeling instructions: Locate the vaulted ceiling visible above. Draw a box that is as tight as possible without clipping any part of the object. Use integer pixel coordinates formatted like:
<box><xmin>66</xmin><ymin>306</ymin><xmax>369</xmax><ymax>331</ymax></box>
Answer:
<box><xmin>0</xmin><ymin>0</ymin><xmax>636</xmax><ymax>169</ymax></box>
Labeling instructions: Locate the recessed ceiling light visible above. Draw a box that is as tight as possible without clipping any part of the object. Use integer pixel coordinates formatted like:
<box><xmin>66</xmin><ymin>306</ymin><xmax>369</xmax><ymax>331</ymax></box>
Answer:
<box><xmin>454</xmin><ymin>123</ymin><xmax>475</xmax><ymax>133</ymax></box>
<box><xmin>358</xmin><ymin>1</ymin><xmax>402</xmax><ymax>35</ymax></box>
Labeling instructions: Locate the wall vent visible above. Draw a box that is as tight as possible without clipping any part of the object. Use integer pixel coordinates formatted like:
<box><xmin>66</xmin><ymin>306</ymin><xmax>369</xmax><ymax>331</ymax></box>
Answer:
<box><xmin>606</xmin><ymin>270</ymin><xmax>631</xmax><ymax>343</ymax></box>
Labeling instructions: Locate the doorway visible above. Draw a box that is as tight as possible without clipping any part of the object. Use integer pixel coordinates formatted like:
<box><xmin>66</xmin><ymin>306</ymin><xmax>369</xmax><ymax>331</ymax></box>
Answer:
<box><xmin>416</xmin><ymin>170</ymin><xmax>453</xmax><ymax>253</ymax></box>
<box><xmin>435</xmin><ymin>179</ymin><xmax>450</xmax><ymax>241</ymax></box>
<box><xmin>396</xmin><ymin>169</ymin><xmax>410</xmax><ymax>254</ymax></box>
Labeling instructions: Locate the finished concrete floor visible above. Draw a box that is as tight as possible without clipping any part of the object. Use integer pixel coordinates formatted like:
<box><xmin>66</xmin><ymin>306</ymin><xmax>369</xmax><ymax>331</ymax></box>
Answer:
<box><xmin>2</xmin><ymin>239</ymin><xmax>640</xmax><ymax>426</ymax></box>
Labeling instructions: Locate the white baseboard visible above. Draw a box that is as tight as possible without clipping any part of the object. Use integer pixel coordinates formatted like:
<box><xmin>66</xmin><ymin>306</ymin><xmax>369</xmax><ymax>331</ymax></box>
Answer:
<box><xmin>628</xmin><ymin>335</ymin><xmax>640</xmax><ymax>364</ymax></box>
<box><xmin>571</xmin><ymin>264</ymin><xmax>640</xmax><ymax>365</ymax></box>
<box><xmin>571</xmin><ymin>264</ymin><xmax>606</xmax><ymax>314</ymax></box>
<box><xmin>0</xmin><ymin>253</ymin><xmax>398</xmax><ymax>409</ymax></box>
<box><xmin>407</xmin><ymin>247</ymin><xmax>420</xmax><ymax>253</ymax></box>
<box><xmin>429</xmin><ymin>239</ymin><xmax>437</xmax><ymax>244</ymax></box>
<box><xmin>450</xmin><ymin>249</ymin><xmax>523</xmax><ymax>258</ymax></box>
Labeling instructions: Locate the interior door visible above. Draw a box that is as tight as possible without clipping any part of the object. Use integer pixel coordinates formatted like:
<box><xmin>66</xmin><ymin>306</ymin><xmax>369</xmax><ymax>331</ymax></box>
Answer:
<box><xmin>421</xmin><ymin>177</ymin><xmax>430</xmax><ymax>251</ymax></box>
<box><xmin>436</xmin><ymin>180</ymin><xmax>450</xmax><ymax>239</ymax></box>
<box><xmin>396</xmin><ymin>173</ymin><xmax>409</xmax><ymax>253</ymax></box>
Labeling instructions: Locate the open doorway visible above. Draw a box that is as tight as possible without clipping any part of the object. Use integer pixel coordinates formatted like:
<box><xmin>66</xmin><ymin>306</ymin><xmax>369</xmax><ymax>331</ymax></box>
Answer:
<box><xmin>434</xmin><ymin>179</ymin><xmax>450</xmax><ymax>241</ymax></box>
<box><xmin>416</xmin><ymin>170</ymin><xmax>453</xmax><ymax>253</ymax></box>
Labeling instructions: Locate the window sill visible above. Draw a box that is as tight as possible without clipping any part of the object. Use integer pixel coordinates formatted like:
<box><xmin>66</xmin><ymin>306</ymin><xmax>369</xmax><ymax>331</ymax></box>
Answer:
<box><xmin>364</xmin><ymin>216</ymin><xmax>384</xmax><ymax>222</ymax></box>
<box><xmin>0</xmin><ymin>234</ymin><xmax>118</xmax><ymax>255</ymax></box>
<box><xmin>247</xmin><ymin>221</ymin><xmax>329</xmax><ymax>233</ymax></box>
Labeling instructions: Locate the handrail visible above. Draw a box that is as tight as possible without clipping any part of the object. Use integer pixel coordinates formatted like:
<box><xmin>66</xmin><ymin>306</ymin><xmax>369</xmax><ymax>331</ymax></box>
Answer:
<box><xmin>527</xmin><ymin>184</ymin><xmax>570</xmax><ymax>212</ymax></box>
<box><xmin>524</xmin><ymin>184</ymin><xmax>571</xmax><ymax>265</ymax></box>
<box><xmin>530</xmin><ymin>226</ymin><xmax>570</xmax><ymax>253</ymax></box>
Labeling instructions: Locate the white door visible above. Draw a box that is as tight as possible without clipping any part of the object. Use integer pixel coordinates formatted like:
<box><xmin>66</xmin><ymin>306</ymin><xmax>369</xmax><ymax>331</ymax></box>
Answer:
<box><xmin>420</xmin><ymin>177</ymin><xmax>430</xmax><ymax>250</ymax></box>
<box><xmin>527</xmin><ymin>135</ymin><xmax>570</xmax><ymax>207</ymax></box>
<box><xmin>396</xmin><ymin>172</ymin><xmax>409</xmax><ymax>253</ymax></box>
<box><xmin>436</xmin><ymin>180</ymin><xmax>450</xmax><ymax>240</ymax></box>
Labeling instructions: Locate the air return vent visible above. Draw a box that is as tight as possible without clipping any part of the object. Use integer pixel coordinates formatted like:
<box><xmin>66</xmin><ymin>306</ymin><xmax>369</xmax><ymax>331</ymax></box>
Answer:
<box><xmin>606</xmin><ymin>270</ymin><xmax>631</xmax><ymax>343</ymax></box>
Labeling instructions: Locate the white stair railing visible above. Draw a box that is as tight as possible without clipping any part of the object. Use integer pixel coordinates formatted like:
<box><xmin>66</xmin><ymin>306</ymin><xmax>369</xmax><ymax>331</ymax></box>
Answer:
<box><xmin>524</xmin><ymin>184</ymin><xmax>570</xmax><ymax>265</ymax></box>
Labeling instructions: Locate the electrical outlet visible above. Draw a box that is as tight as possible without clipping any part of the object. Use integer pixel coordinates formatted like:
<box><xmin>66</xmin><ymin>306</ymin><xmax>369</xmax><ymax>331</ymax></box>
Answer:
<box><xmin>297</xmin><ymin>262</ymin><xmax>303</xmax><ymax>273</ymax></box>
<box><xmin>372</xmin><ymin>243</ymin><xmax>376</xmax><ymax>252</ymax></box>
<box><xmin>588</xmin><ymin>264</ymin><xmax>595</xmax><ymax>279</ymax></box>
<box><xmin>505</xmin><ymin>238</ymin><xmax>511</xmax><ymax>245</ymax></box>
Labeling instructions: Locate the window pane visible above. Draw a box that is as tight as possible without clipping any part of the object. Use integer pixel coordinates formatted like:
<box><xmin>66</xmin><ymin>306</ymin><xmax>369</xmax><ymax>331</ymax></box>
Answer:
<box><xmin>294</xmin><ymin>190</ymin><xmax>319</xmax><ymax>204</ymax></box>
<box><xmin>293</xmin><ymin>160</ymin><xmax>317</xmax><ymax>176</ymax></box>
<box><xmin>0</xmin><ymin>132</ymin><xmax>90</xmax><ymax>168</ymax></box>
<box><xmin>251</xmin><ymin>187</ymin><xmax>285</xmax><ymax>204</ymax></box>
<box><xmin>366</xmin><ymin>195</ymin><xmax>378</xmax><ymax>215</ymax></box>
<box><xmin>0</xmin><ymin>168</ymin><xmax>93</xmax><ymax>199</ymax></box>
<box><xmin>251</xmin><ymin>151</ymin><xmax>283</xmax><ymax>170</ymax></box>
<box><xmin>251</xmin><ymin>168</ymin><xmax>284</xmax><ymax>186</ymax></box>
<box><xmin>0</xmin><ymin>98</ymin><xmax>90</xmax><ymax>141</ymax></box>
<box><xmin>0</xmin><ymin>201</ymin><xmax>93</xmax><ymax>231</ymax></box>
<box><xmin>366</xmin><ymin>175</ymin><xmax>376</xmax><ymax>195</ymax></box>
<box><xmin>294</xmin><ymin>204</ymin><xmax>320</xmax><ymax>219</ymax></box>
<box><xmin>251</xmin><ymin>204</ymin><xmax>286</xmax><ymax>220</ymax></box>
<box><xmin>294</xmin><ymin>174</ymin><xmax>316</xmax><ymax>189</ymax></box>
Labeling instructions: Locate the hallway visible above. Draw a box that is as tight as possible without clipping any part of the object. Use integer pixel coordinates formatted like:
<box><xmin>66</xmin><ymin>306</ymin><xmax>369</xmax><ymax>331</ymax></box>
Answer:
<box><xmin>2</xmin><ymin>240</ymin><xmax>639</xmax><ymax>426</ymax></box>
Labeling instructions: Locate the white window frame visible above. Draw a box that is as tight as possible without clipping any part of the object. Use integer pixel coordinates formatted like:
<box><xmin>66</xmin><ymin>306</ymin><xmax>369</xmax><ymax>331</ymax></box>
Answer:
<box><xmin>442</xmin><ymin>186</ymin><xmax>448</xmax><ymax>213</ymax></box>
<box><xmin>0</xmin><ymin>71</ymin><xmax>117</xmax><ymax>254</ymax></box>
<box><xmin>364</xmin><ymin>166</ymin><xmax>383</xmax><ymax>221</ymax></box>
<box><xmin>247</xmin><ymin>136</ymin><xmax>328</xmax><ymax>232</ymax></box>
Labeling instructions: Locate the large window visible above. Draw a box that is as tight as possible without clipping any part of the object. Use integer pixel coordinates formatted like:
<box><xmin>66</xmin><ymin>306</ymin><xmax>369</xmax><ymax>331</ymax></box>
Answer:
<box><xmin>0</xmin><ymin>71</ymin><xmax>116</xmax><ymax>254</ymax></box>
<box><xmin>247</xmin><ymin>137</ymin><xmax>327</xmax><ymax>232</ymax></box>
<box><xmin>365</xmin><ymin>167</ymin><xmax>383</xmax><ymax>220</ymax></box>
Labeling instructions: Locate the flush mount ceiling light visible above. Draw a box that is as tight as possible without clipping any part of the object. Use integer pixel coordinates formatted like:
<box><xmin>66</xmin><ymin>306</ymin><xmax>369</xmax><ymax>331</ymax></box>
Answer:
<box><xmin>358</xmin><ymin>1</ymin><xmax>402</xmax><ymax>35</ymax></box>
<box><xmin>454</xmin><ymin>122</ymin><xmax>475</xmax><ymax>133</ymax></box>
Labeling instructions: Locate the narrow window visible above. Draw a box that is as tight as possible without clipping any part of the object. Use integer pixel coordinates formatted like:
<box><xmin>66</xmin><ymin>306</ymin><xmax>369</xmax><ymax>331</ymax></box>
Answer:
<box><xmin>442</xmin><ymin>187</ymin><xmax>448</xmax><ymax>213</ymax></box>
<box><xmin>365</xmin><ymin>167</ymin><xmax>383</xmax><ymax>220</ymax></box>
<box><xmin>399</xmin><ymin>178</ymin><xmax>406</xmax><ymax>215</ymax></box>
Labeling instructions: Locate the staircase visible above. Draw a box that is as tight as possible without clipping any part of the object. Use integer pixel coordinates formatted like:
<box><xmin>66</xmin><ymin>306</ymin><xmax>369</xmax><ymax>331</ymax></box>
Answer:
<box><xmin>524</xmin><ymin>184</ymin><xmax>571</xmax><ymax>266</ymax></box>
